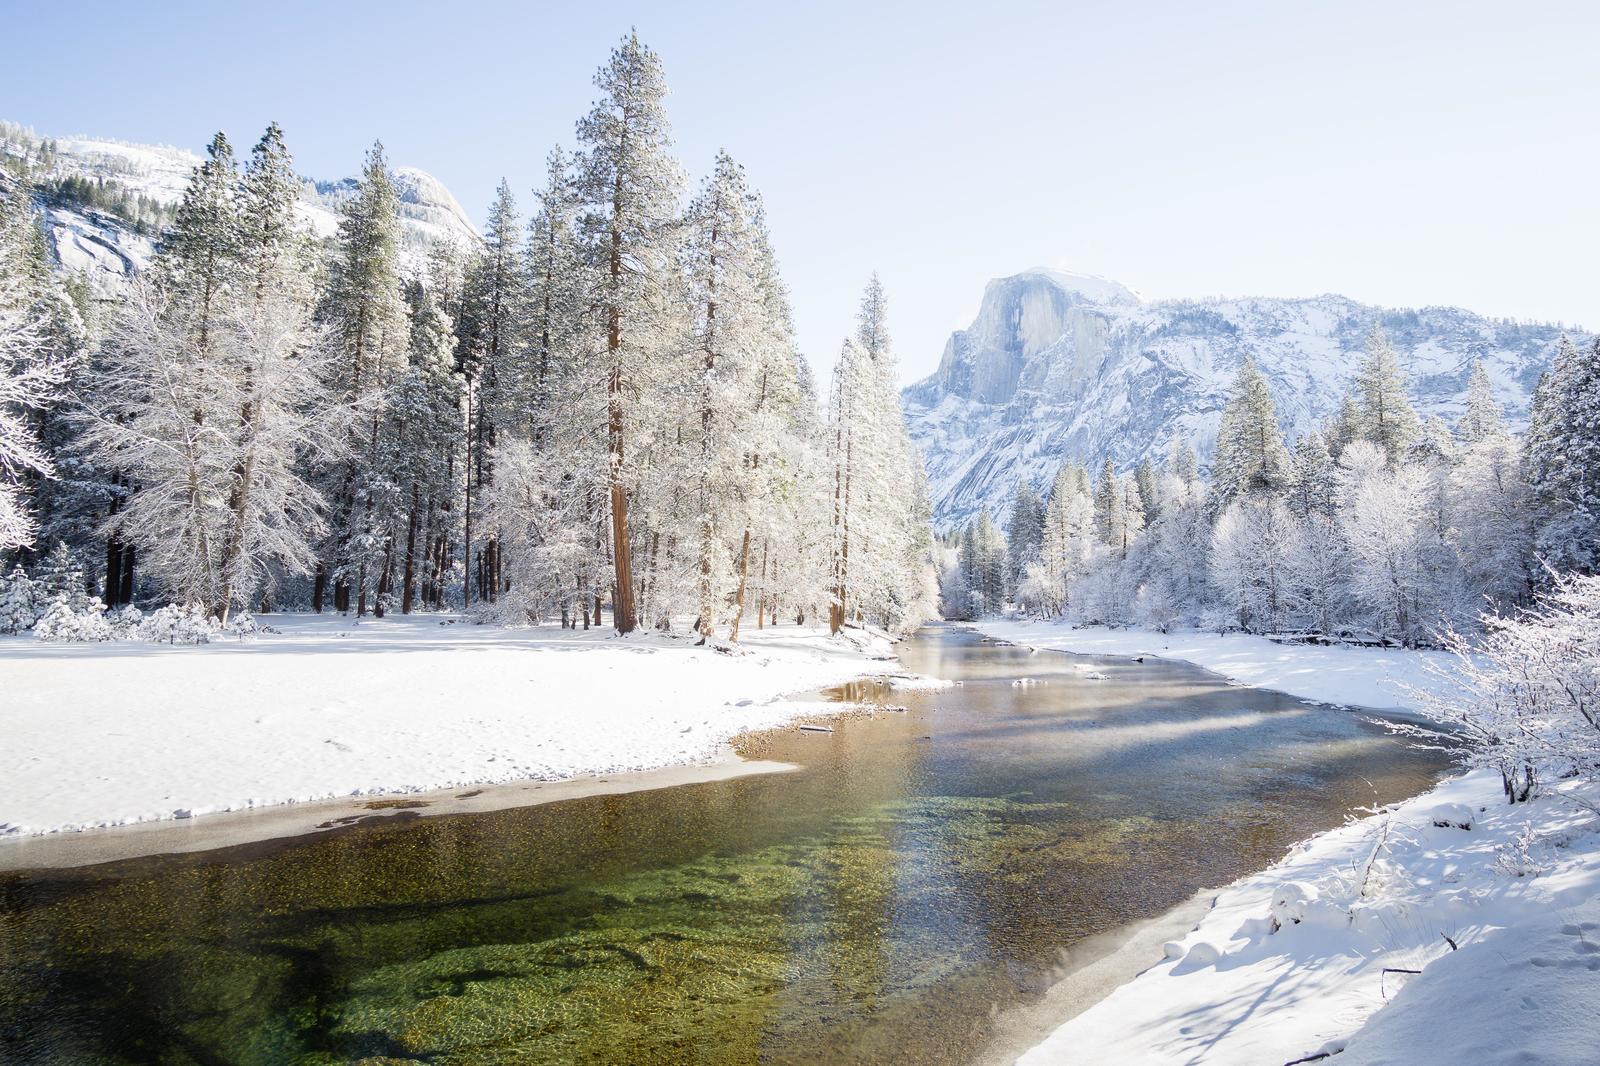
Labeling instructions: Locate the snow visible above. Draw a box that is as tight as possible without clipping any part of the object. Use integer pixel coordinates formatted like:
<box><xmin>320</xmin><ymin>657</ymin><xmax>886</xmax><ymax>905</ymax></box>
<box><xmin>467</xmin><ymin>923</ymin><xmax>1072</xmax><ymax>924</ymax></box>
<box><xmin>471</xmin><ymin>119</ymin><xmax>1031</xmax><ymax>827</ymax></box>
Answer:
<box><xmin>0</xmin><ymin>615</ymin><xmax>902</xmax><ymax>837</ymax></box>
<box><xmin>1022</xmin><ymin>267</ymin><xmax>1142</xmax><ymax>306</ymax></box>
<box><xmin>1018</xmin><ymin>769</ymin><xmax>1600</xmax><ymax>1066</ymax></box>
<box><xmin>973</xmin><ymin>618</ymin><xmax>1460</xmax><ymax>712</ymax></box>
<box><xmin>978</xmin><ymin>618</ymin><xmax>1600</xmax><ymax>1065</ymax></box>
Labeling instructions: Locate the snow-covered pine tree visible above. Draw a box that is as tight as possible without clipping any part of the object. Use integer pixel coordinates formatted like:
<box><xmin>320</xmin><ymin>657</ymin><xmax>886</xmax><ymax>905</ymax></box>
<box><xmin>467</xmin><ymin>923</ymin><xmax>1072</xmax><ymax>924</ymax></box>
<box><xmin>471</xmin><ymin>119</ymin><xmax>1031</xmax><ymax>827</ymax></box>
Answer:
<box><xmin>1286</xmin><ymin>432</ymin><xmax>1336</xmax><ymax>519</ymax></box>
<box><xmin>319</xmin><ymin>141</ymin><xmax>408</xmax><ymax>614</ymax></box>
<box><xmin>0</xmin><ymin>238</ymin><xmax>64</xmax><ymax>552</ymax></box>
<box><xmin>1456</xmin><ymin>359</ymin><xmax>1503</xmax><ymax>444</ymax></box>
<box><xmin>1134</xmin><ymin>456</ymin><xmax>1160</xmax><ymax>524</ymax></box>
<box><xmin>523</xmin><ymin>150</ymin><xmax>583</xmax><ymax>444</ymax></box>
<box><xmin>157</xmin><ymin>131</ymin><xmax>240</xmax><ymax>353</ymax></box>
<box><xmin>1335</xmin><ymin>440</ymin><xmax>1438</xmax><ymax>645</ymax></box>
<box><xmin>824</xmin><ymin>279</ymin><xmax>932</xmax><ymax>633</ymax></box>
<box><xmin>238</xmin><ymin>123</ymin><xmax>302</xmax><ymax>304</ymax></box>
<box><xmin>456</xmin><ymin>179</ymin><xmax>524</xmax><ymax>604</ymax></box>
<box><xmin>1170</xmin><ymin>439</ymin><xmax>1200</xmax><ymax>486</ymax></box>
<box><xmin>1526</xmin><ymin>334</ymin><xmax>1600</xmax><ymax>575</ymax></box>
<box><xmin>393</xmin><ymin>276</ymin><xmax>464</xmax><ymax>613</ymax></box>
<box><xmin>1210</xmin><ymin>498</ymin><xmax>1298</xmax><ymax>633</ymax></box>
<box><xmin>679</xmin><ymin>152</ymin><xmax>770</xmax><ymax>639</ymax></box>
<box><xmin>1212</xmin><ymin>355</ymin><xmax>1290</xmax><ymax>505</ymax></box>
<box><xmin>83</xmin><ymin>279</ymin><xmax>229</xmax><ymax>610</ymax></box>
<box><xmin>1005</xmin><ymin>481</ymin><xmax>1044</xmax><ymax>597</ymax></box>
<box><xmin>31</xmin><ymin>539</ymin><xmax>88</xmax><ymax>609</ymax></box>
<box><xmin>1323</xmin><ymin>392</ymin><xmax>1361</xmax><ymax>460</ymax></box>
<box><xmin>0</xmin><ymin>561</ymin><xmax>40</xmax><ymax>632</ymax></box>
<box><xmin>1353</xmin><ymin>324</ymin><xmax>1420</xmax><ymax>463</ymax></box>
<box><xmin>575</xmin><ymin>32</ymin><xmax>685</xmax><ymax>635</ymax></box>
<box><xmin>1450</xmin><ymin>433</ymin><xmax>1536</xmax><ymax>609</ymax></box>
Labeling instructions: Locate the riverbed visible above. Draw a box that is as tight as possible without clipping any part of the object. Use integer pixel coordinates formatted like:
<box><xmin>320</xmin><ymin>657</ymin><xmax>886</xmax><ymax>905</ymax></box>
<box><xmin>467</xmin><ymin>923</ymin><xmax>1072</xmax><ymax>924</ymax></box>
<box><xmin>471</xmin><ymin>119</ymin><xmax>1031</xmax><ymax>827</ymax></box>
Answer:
<box><xmin>0</xmin><ymin>624</ymin><xmax>1449</xmax><ymax>1064</ymax></box>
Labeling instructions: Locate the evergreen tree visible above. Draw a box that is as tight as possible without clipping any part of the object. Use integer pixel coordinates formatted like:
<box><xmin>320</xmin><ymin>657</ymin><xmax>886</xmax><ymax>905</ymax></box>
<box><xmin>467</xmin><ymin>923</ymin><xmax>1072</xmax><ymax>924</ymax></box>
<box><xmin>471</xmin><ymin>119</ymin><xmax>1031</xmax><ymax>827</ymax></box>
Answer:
<box><xmin>1456</xmin><ymin>359</ymin><xmax>1503</xmax><ymax>444</ymax></box>
<box><xmin>319</xmin><ymin>141</ymin><xmax>408</xmax><ymax>614</ymax></box>
<box><xmin>1353</xmin><ymin>325</ymin><xmax>1420</xmax><ymax>462</ymax></box>
<box><xmin>1286</xmin><ymin>432</ymin><xmax>1336</xmax><ymax>519</ymax></box>
<box><xmin>575</xmin><ymin>32</ymin><xmax>684</xmax><ymax>634</ymax></box>
<box><xmin>1211</xmin><ymin>355</ymin><xmax>1290</xmax><ymax>504</ymax></box>
<box><xmin>1526</xmin><ymin>335</ymin><xmax>1600</xmax><ymax>574</ymax></box>
<box><xmin>1323</xmin><ymin>392</ymin><xmax>1361</xmax><ymax>460</ymax></box>
<box><xmin>1134</xmin><ymin>456</ymin><xmax>1160</xmax><ymax>523</ymax></box>
<box><xmin>157</xmin><ymin>131</ymin><xmax>240</xmax><ymax>353</ymax></box>
<box><xmin>0</xmin><ymin>562</ymin><xmax>40</xmax><ymax>632</ymax></box>
<box><xmin>1004</xmin><ymin>481</ymin><xmax>1044</xmax><ymax>596</ymax></box>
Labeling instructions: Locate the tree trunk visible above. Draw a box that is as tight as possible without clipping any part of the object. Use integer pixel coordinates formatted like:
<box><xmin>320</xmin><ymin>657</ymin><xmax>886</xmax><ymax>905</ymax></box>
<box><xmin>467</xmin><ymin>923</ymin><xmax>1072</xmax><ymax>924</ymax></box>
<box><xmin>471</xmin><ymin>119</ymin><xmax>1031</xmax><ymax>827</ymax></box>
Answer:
<box><xmin>729</xmin><ymin>527</ymin><xmax>753</xmax><ymax>643</ymax></box>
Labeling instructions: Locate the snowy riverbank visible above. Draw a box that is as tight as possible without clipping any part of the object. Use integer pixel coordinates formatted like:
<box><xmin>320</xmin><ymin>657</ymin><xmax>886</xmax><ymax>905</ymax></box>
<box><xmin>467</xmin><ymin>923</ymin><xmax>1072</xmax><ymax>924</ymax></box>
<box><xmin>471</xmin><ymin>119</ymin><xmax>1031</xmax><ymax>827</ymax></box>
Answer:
<box><xmin>973</xmin><ymin>618</ymin><xmax>1459</xmax><ymax>713</ymax></box>
<box><xmin>0</xmin><ymin>615</ymin><xmax>901</xmax><ymax>838</ymax></box>
<box><xmin>975</xmin><ymin>619</ymin><xmax>1600</xmax><ymax>1066</ymax></box>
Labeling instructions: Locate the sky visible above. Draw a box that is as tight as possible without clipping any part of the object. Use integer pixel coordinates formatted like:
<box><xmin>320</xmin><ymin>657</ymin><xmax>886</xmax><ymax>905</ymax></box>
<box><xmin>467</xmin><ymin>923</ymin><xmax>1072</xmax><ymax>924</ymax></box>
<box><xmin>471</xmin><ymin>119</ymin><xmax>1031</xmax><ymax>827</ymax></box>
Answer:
<box><xmin>6</xmin><ymin>0</ymin><xmax>1598</xmax><ymax>385</ymax></box>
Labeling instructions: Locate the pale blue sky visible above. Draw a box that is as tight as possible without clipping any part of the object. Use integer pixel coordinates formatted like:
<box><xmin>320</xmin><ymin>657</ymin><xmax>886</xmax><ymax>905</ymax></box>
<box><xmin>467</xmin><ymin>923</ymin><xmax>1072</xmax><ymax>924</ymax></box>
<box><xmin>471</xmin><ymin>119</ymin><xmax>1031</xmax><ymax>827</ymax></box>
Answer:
<box><xmin>8</xmin><ymin>1</ymin><xmax>1597</xmax><ymax>383</ymax></box>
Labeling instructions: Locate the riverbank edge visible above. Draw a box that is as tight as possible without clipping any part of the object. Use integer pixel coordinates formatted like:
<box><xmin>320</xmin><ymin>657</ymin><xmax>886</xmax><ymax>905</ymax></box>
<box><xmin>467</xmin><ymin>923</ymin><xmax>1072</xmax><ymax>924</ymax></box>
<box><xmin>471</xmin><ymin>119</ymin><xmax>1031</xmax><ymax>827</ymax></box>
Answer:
<box><xmin>0</xmin><ymin>618</ymin><xmax>919</xmax><ymax>844</ymax></box>
<box><xmin>969</xmin><ymin>616</ymin><xmax>1600</xmax><ymax>1066</ymax></box>
<box><xmin>0</xmin><ymin>747</ymin><xmax>816</xmax><ymax>872</ymax></box>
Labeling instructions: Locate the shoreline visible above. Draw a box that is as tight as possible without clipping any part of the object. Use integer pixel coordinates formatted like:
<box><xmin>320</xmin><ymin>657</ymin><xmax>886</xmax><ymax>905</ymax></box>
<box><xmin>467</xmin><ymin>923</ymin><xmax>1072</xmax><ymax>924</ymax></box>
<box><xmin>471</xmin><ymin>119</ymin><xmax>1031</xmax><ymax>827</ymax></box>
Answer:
<box><xmin>0</xmin><ymin>746</ymin><xmax>809</xmax><ymax>873</ymax></box>
<box><xmin>974</xmin><ymin>886</ymin><xmax>1219</xmax><ymax>1066</ymax></box>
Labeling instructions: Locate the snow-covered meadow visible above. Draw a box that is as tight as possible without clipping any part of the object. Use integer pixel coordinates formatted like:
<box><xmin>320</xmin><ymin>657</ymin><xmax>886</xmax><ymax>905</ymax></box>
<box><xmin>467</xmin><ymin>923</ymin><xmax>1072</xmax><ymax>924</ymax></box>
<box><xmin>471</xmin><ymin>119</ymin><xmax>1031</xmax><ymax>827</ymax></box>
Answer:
<box><xmin>0</xmin><ymin>615</ymin><xmax>897</xmax><ymax>837</ymax></box>
<box><xmin>978</xmin><ymin>619</ymin><xmax>1600</xmax><ymax>1066</ymax></box>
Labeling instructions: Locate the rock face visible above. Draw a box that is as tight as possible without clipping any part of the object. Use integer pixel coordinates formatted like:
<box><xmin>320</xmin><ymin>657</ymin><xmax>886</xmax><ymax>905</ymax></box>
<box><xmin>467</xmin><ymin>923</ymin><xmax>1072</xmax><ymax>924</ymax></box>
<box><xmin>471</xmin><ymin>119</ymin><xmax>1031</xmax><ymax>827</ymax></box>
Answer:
<box><xmin>2</xmin><ymin>129</ymin><xmax>481</xmax><ymax>297</ymax></box>
<box><xmin>902</xmin><ymin>269</ymin><xmax>1585</xmax><ymax>529</ymax></box>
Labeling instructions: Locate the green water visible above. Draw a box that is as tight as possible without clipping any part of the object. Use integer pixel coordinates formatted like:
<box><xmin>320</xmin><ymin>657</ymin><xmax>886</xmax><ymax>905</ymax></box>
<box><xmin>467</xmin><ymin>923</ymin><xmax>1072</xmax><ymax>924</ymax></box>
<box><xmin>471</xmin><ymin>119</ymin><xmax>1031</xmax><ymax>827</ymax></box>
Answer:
<box><xmin>0</xmin><ymin>626</ymin><xmax>1449</xmax><ymax>1064</ymax></box>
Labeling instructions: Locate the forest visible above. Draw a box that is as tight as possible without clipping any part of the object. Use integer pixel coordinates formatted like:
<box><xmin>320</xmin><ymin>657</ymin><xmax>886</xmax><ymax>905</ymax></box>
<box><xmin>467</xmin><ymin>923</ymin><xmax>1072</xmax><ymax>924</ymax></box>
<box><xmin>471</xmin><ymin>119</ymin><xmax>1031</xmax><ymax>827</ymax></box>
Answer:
<box><xmin>945</xmin><ymin>327</ymin><xmax>1600</xmax><ymax>649</ymax></box>
<box><xmin>0</xmin><ymin>34</ymin><xmax>938</xmax><ymax>643</ymax></box>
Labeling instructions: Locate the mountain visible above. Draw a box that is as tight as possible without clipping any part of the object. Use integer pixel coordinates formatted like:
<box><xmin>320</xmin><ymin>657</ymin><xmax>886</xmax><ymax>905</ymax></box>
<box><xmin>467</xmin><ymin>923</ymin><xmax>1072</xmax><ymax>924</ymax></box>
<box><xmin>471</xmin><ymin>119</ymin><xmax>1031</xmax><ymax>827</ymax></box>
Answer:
<box><xmin>0</xmin><ymin>123</ymin><xmax>481</xmax><ymax>297</ymax></box>
<box><xmin>903</xmin><ymin>269</ymin><xmax>1586</xmax><ymax>529</ymax></box>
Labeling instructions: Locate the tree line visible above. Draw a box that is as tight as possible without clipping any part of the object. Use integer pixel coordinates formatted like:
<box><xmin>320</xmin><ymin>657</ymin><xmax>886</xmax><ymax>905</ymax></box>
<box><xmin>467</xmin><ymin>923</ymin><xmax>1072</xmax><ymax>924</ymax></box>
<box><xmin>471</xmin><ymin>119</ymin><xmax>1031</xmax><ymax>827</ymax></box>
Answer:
<box><xmin>945</xmin><ymin>325</ymin><xmax>1600</xmax><ymax>648</ymax></box>
<box><xmin>0</xmin><ymin>33</ymin><xmax>937</xmax><ymax>641</ymax></box>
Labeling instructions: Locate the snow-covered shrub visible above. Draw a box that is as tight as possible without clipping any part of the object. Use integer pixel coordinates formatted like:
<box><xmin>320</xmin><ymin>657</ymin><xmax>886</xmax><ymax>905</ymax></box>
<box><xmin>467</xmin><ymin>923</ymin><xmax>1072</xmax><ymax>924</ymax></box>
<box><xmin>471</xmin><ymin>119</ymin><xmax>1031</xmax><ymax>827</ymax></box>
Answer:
<box><xmin>1403</xmin><ymin>570</ymin><xmax>1600</xmax><ymax>803</ymax></box>
<box><xmin>225</xmin><ymin>612</ymin><xmax>274</xmax><ymax>637</ymax></box>
<box><xmin>135</xmin><ymin>604</ymin><xmax>222</xmax><ymax>645</ymax></box>
<box><xmin>32</xmin><ymin>595</ymin><xmax>113</xmax><ymax>642</ymax></box>
<box><xmin>106</xmin><ymin>604</ymin><xmax>144</xmax><ymax>638</ymax></box>
<box><xmin>31</xmin><ymin>541</ymin><xmax>90</xmax><ymax>610</ymax></box>
<box><xmin>0</xmin><ymin>563</ymin><xmax>42</xmax><ymax>633</ymax></box>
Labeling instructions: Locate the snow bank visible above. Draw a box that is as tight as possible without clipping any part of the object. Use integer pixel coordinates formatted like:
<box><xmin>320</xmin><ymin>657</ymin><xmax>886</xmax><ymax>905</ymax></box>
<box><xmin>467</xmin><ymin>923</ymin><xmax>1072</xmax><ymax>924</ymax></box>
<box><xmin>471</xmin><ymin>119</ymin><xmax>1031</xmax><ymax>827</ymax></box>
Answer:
<box><xmin>987</xmin><ymin>619</ymin><xmax>1600</xmax><ymax>1065</ymax></box>
<box><xmin>1019</xmin><ymin>769</ymin><xmax>1600</xmax><ymax>1065</ymax></box>
<box><xmin>0</xmin><ymin>616</ymin><xmax>903</xmax><ymax>837</ymax></box>
<box><xmin>975</xmin><ymin>618</ymin><xmax>1460</xmax><ymax>712</ymax></box>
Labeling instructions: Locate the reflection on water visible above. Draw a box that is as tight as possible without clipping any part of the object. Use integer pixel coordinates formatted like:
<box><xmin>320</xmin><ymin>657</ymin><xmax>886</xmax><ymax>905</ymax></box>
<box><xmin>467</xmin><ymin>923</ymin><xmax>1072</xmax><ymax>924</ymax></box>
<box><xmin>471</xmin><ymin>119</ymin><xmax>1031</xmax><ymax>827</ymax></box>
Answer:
<box><xmin>0</xmin><ymin>625</ymin><xmax>1449</xmax><ymax>1064</ymax></box>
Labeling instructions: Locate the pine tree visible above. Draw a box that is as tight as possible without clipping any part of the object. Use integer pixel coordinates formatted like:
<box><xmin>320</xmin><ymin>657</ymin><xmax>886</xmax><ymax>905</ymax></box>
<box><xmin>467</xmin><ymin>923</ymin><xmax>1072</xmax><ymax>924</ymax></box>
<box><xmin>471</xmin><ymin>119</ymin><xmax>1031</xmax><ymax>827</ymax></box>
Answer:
<box><xmin>1353</xmin><ymin>325</ymin><xmax>1420</xmax><ymax>462</ymax></box>
<box><xmin>1457</xmin><ymin>359</ymin><xmax>1503</xmax><ymax>444</ymax></box>
<box><xmin>1211</xmin><ymin>355</ymin><xmax>1290</xmax><ymax>504</ymax></box>
<box><xmin>1526</xmin><ymin>335</ymin><xmax>1600</xmax><ymax>574</ymax></box>
<box><xmin>1286</xmin><ymin>432</ymin><xmax>1336</xmax><ymax>519</ymax></box>
<box><xmin>1134</xmin><ymin>457</ymin><xmax>1160</xmax><ymax>524</ymax></box>
<box><xmin>0</xmin><ymin>222</ymin><xmax>65</xmax><ymax>551</ymax></box>
<box><xmin>1005</xmin><ymin>481</ymin><xmax>1044</xmax><ymax>596</ymax></box>
<box><xmin>157</xmin><ymin>131</ymin><xmax>240</xmax><ymax>353</ymax></box>
<box><xmin>238</xmin><ymin>123</ymin><xmax>302</xmax><ymax>304</ymax></box>
<box><xmin>456</xmin><ymin>179</ymin><xmax>524</xmax><ymax>606</ymax></box>
<box><xmin>0</xmin><ymin>562</ymin><xmax>40</xmax><ymax>632</ymax></box>
<box><xmin>1323</xmin><ymin>392</ymin><xmax>1361</xmax><ymax>460</ymax></box>
<box><xmin>575</xmin><ymin>32</ymin><xmax>684</xmax><ymax>634</ymax></box>
<box><xmin>856</xmin><ymin>273</ymin><xmax>890</xmax><ymax>359</ymax></box>
<box><xmin>32</xmin><ymin>540</ymin><xmax>87</xmax><ymax>609</ymax></box>
<box><xmin>320</xmin><ymin>141</ymin><xmax>408</xmax><ymax>614</ymax></box>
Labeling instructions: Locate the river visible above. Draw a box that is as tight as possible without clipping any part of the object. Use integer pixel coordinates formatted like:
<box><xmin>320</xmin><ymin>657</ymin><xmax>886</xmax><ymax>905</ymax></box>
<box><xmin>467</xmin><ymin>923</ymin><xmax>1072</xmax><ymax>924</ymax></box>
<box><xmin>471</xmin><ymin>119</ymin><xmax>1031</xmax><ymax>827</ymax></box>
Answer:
<box><xmin>0</xmin><ymin>624</ymin><xmax>1449</xmax><ymax>1064</ymax></box>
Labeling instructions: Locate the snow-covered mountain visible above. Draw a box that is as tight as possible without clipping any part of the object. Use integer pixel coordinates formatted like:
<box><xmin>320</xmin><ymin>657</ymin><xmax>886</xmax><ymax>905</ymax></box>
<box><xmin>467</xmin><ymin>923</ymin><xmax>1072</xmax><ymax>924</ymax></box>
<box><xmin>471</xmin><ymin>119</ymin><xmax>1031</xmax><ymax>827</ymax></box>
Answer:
<box><xmin>0</xmin><ymin>125</ymin><xmax>481</xmax><ymax>297</ymax></box>
<box><xmin>903</xmin><ymin>269</ymin><xmax>1585</xmax><ymax>529</ymax></box>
